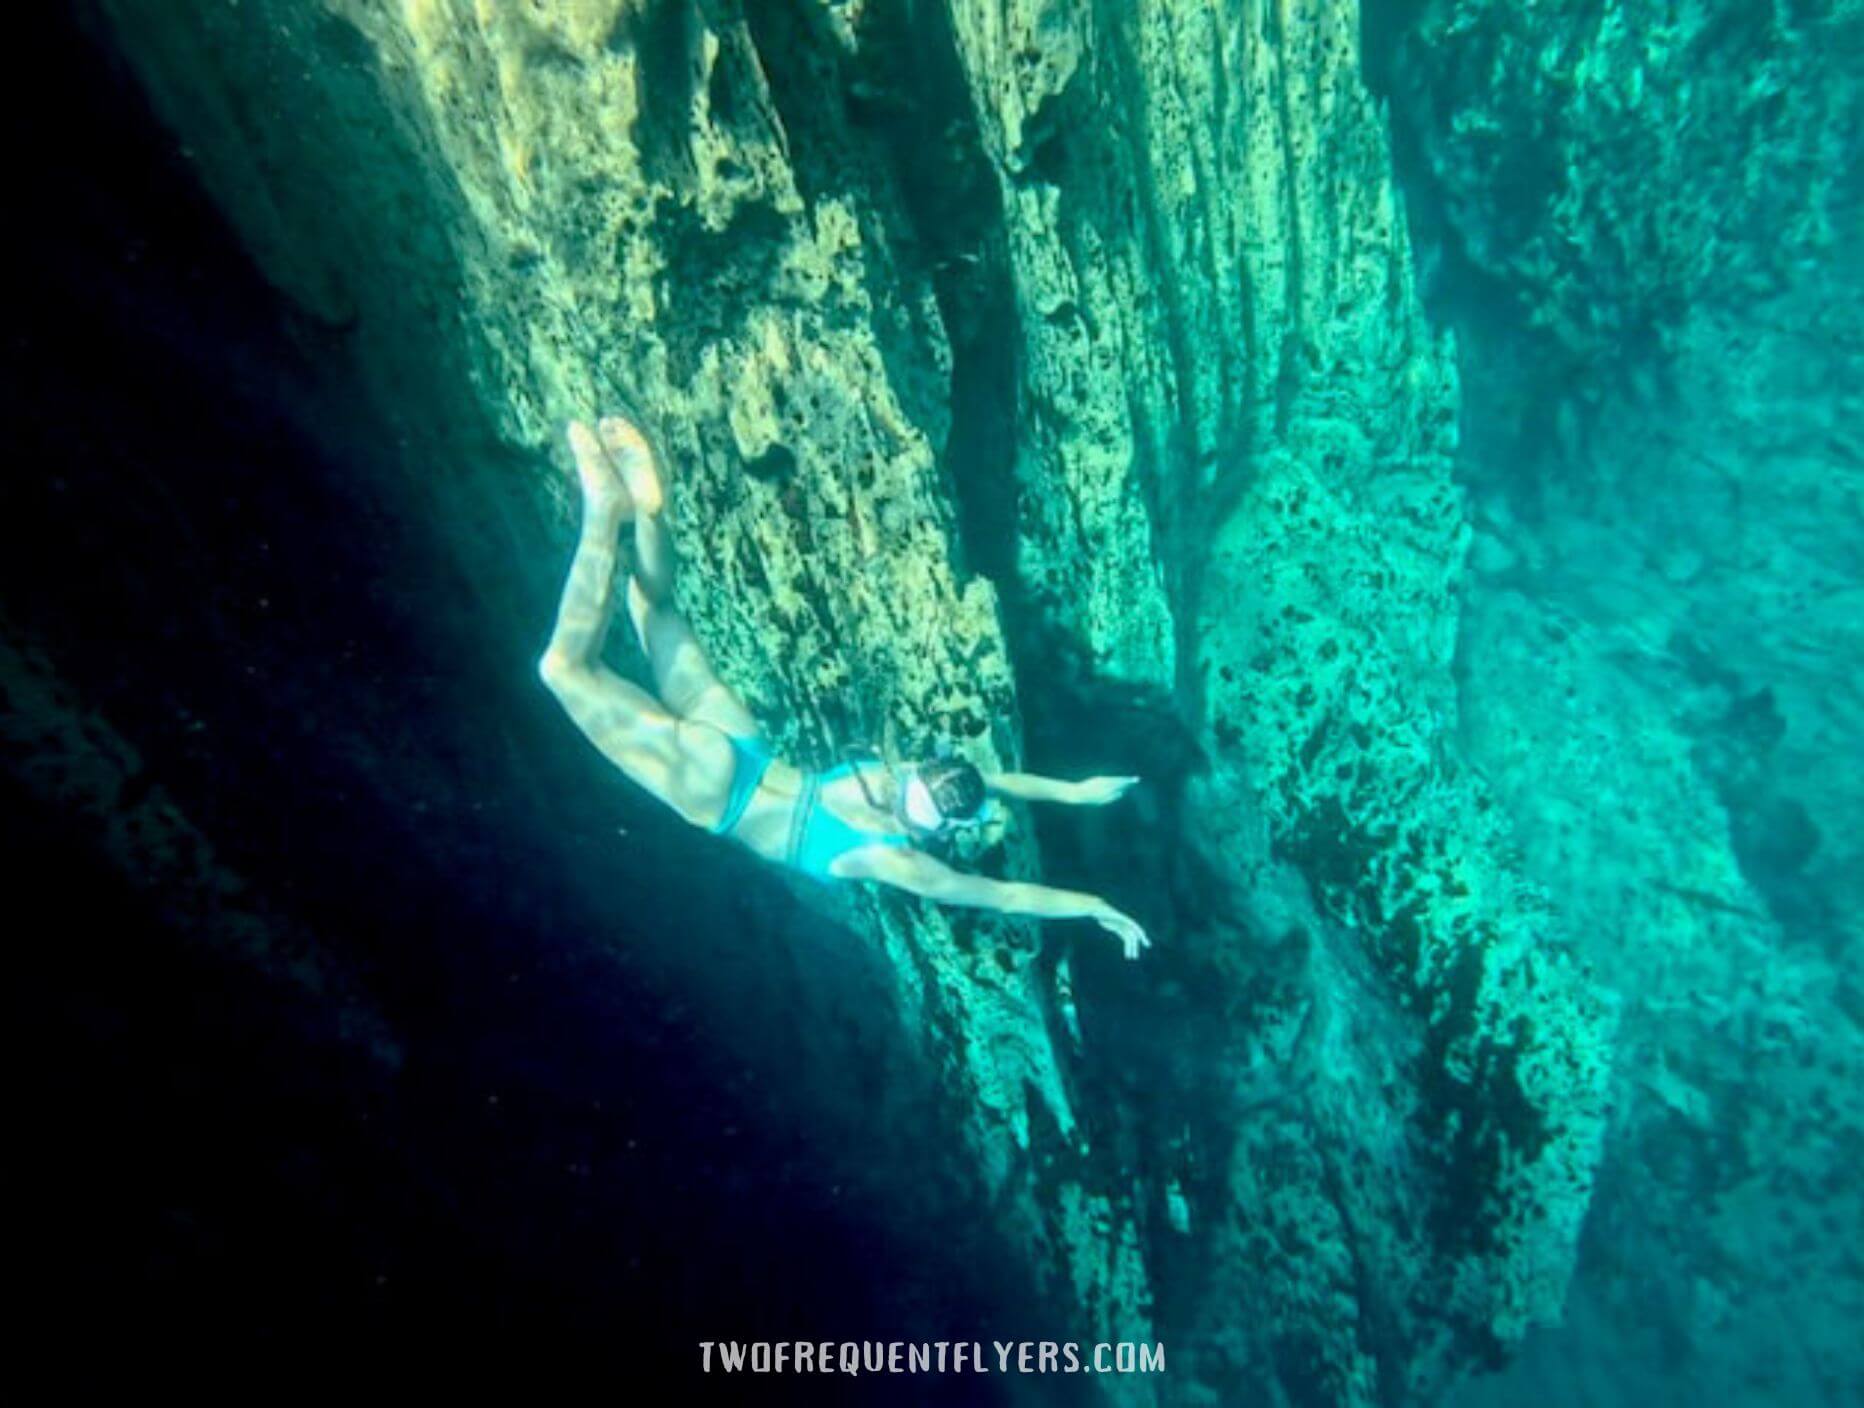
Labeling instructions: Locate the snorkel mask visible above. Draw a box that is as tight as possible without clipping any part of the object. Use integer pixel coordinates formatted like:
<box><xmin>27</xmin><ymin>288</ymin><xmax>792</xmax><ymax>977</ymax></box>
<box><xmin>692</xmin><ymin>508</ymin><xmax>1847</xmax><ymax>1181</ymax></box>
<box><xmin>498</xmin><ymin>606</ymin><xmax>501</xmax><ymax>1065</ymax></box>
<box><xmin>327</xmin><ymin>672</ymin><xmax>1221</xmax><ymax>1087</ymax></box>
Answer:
<box><xmin>902</xmin><ymin>771</ymin><xmax>951</xmax><ymax>833</ymax></box>
<box><xmin>900</xmin><ymin>760</ymin><xmax>997</xmax><ymax>839</ymax></box>
<box><xmin>847</xmin><ymin>733</ymin><xmax>997</xmax><ymax>839</ymax></box>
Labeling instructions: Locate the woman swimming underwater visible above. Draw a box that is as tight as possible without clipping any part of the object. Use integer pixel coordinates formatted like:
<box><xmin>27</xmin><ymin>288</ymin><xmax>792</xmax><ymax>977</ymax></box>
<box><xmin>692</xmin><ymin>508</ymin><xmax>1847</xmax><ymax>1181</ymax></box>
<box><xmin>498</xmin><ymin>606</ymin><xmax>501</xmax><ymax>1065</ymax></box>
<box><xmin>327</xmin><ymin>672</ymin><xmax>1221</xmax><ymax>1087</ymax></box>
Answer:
<box><xmin>537</xmin><ymin>414</ymin><xmax>1150</xmax><ymax>959</ymax></box>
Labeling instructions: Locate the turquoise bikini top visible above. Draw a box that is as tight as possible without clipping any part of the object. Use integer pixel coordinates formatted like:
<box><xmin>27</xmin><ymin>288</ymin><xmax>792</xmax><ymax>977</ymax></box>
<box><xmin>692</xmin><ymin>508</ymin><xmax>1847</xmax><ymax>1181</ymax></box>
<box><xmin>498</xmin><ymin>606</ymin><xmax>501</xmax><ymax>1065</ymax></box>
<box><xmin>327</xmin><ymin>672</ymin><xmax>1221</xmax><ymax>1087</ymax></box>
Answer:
<box><xmin>710</xmin><ymin>736</ymin><xmax>911</xmax><ymax>880</ymax></box>
<box><xmin>786</xmin><ymin>759</ymin><xmax>913</xmax><ymax>879</ymax></box>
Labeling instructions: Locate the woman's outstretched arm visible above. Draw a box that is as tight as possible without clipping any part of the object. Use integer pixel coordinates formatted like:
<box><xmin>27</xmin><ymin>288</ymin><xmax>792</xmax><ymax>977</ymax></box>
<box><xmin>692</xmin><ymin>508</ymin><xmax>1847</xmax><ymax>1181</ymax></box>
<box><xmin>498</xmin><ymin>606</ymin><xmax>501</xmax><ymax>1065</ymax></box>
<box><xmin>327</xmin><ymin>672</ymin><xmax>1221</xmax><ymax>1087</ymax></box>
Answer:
<box><xmin>986</xmin><ymin>773</ymin><xmax>1140</xmax><ymax>807</ymax></box>
<box><xmin>842</xmin><ymin>846</ymin><xmax>1150</xmax><ymax>959</ymax></box>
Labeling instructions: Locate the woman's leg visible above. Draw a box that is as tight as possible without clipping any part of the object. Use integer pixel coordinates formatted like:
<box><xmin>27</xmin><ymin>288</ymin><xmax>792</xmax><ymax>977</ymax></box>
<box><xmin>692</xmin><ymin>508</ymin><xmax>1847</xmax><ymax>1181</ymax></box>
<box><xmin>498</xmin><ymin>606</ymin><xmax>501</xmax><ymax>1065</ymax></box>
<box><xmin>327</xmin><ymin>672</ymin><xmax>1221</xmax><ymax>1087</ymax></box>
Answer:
<box><xmin>598</xmin><ymin>417</ymin><xmax>760</xmax><ymax>738</ymax></box>
<box><xmin>537</xmin><ymin>422</ymin><xmax>687</xmax><ymax>798</ymax></box>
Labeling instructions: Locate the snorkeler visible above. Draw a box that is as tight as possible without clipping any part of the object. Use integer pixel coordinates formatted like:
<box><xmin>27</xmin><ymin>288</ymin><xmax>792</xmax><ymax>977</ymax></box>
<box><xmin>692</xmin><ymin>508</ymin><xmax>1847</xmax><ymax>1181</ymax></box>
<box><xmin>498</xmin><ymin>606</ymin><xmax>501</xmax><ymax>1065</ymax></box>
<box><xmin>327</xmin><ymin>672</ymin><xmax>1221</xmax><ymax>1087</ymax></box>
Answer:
<box><xmin>537</xmin><ymin>413</ymin><xmax>1151</xmax><ymax>959</ymax></box>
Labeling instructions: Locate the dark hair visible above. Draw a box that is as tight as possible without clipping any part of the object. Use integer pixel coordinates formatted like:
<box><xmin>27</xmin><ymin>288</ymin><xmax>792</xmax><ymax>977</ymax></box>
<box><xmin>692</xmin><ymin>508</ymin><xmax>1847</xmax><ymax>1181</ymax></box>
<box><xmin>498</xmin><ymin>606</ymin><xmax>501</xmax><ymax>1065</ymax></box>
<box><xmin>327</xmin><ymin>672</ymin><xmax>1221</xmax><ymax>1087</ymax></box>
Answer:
<box><xmin>921</xmin><ymin>759</ymin><xmax>986</xmax><ymax>822</ymax></box>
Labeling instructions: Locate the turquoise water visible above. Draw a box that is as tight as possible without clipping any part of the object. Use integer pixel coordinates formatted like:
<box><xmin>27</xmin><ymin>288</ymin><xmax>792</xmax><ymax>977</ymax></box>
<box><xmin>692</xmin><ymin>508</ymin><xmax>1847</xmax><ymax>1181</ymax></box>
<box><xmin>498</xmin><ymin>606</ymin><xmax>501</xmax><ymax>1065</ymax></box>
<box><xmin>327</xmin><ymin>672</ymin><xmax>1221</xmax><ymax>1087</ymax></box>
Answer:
<box><xmin>4</xmin><ymin>4</ymin><xmax>1860</xmax><ymax>1404</ymax></box>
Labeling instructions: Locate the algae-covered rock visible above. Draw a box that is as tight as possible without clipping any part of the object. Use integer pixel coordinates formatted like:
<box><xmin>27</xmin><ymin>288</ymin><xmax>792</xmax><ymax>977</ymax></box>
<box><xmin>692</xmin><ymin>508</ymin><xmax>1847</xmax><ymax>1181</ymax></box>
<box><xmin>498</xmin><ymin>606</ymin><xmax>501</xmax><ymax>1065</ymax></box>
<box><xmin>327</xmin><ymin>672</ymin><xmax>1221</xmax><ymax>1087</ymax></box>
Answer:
<box><xmin>89</xmin><ymin>0</ymin><xmax>1618</xmax><ymax>1400</ymax></box>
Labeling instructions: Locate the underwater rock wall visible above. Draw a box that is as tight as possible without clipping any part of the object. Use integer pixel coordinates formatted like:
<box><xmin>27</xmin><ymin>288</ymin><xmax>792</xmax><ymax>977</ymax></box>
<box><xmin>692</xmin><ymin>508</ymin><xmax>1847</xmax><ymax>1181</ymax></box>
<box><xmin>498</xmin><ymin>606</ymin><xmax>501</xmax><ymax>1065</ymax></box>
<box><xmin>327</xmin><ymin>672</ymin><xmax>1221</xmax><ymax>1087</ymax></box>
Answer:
<box><xmin>1385</xmin><ymin>0</ymin><xmax>1864</xmax><ymax>1398</ymax></box>
<box><xmin>939</xmin><ymin>3</ymin><xmax>1614</xmax><ymax>1398</ymax></box>
<box><xmin>92</xmin><ymin>1</ymin><xmax>1618</xmax><ymax>1401</ymax></box>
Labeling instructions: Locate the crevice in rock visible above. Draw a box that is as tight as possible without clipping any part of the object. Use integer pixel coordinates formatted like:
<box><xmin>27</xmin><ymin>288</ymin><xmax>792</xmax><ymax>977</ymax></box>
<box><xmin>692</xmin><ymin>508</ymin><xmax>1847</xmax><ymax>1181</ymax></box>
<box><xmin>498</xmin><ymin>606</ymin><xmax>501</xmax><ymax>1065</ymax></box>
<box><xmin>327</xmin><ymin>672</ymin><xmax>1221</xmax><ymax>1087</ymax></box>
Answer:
<box><xmin>737</xmin><ymin>1</ymin><xmax>863</xmax><ymax>213</ymax></box>
<box><xmin>656</xmin><ymin>199</ymin><xmax>791</xmax><ymax>383</ymax></box>
<box><xmin>1361</xmin><ymin>2</ymin><xmax>1536</xmax><ymax>344</ymax></box>
<box><xmin>617</xmin><ymin>0</ymin><xmax>703</xmax><ymax>189</ymax></box>
<box><xmin>740</xmin><ymin>0</ymin><xmax>1022</xmax><ymax>604</ymax></box>
<box><xmin>866</xmin><ymin>5</ymin><xmax>1022</xmax><ymax>596</ymax></box>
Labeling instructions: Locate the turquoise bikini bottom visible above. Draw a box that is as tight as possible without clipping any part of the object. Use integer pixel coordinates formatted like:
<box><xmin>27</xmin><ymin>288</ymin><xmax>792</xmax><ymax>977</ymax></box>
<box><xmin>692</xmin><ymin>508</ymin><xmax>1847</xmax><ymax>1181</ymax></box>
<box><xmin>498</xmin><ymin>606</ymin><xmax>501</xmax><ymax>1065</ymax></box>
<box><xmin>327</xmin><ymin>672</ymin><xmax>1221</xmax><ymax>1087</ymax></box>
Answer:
<box><xmin>710</xmin><ymin>736</ymin><xmax>909</xmax><ymax>880</ymax></box>
<box><xmin>710</xmin><ymin>733</ymin><xmax>773</xmax><ymax>838</ymax></box>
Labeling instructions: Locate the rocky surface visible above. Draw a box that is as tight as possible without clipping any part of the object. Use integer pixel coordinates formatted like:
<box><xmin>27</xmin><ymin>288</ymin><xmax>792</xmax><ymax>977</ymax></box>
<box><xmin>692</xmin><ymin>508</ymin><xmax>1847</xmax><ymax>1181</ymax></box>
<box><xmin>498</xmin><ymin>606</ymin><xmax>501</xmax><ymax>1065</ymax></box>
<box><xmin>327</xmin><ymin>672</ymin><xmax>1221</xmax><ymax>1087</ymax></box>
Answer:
<box><xmin>1383</xmin><ymin>0</ymin><xmax>1864</xmax><ymax>1401</ymax></box>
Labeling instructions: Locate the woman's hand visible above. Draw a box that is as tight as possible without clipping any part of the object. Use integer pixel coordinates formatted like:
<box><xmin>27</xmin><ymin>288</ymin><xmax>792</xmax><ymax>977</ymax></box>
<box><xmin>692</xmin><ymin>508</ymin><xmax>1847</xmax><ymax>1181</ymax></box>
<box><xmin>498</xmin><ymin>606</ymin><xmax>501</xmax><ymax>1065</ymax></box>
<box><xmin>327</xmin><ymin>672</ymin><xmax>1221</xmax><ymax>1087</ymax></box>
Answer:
<box><xmin>1094</xmin><ymin>904</ymin><xmax>1151</xmax><ymax>960</ymax></box>
<box><xmin>1072</xmin><ymin>775</ymin><xmax>1140</xmax><ymax>806</ymax></box>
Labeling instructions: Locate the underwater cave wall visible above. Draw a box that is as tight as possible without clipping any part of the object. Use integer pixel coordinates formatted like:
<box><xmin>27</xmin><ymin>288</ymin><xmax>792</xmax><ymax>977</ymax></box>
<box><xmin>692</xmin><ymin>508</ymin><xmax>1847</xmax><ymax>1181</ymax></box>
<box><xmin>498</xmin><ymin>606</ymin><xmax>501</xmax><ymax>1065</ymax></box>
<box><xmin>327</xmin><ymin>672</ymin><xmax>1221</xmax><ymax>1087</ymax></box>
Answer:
<box><xmin>88</xmin><ymin>1</ymin><xmax>1622</xmax><ymax>1402</ymax></box>
<box><xmin>1381</xmin><ymin>0</ymin><xmax>1864</xmax><ymax>1399</ymax></box>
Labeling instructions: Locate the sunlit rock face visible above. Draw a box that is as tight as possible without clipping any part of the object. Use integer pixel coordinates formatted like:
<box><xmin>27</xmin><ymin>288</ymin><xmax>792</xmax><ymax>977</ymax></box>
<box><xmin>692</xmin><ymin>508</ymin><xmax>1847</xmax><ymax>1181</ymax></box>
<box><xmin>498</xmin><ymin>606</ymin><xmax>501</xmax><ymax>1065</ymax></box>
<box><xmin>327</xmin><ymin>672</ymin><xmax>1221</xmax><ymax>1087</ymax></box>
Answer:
<box><xmin>84</xmin><ymin>2</ymin><xmax>1629</xmax><ymax>1401</ymax></box>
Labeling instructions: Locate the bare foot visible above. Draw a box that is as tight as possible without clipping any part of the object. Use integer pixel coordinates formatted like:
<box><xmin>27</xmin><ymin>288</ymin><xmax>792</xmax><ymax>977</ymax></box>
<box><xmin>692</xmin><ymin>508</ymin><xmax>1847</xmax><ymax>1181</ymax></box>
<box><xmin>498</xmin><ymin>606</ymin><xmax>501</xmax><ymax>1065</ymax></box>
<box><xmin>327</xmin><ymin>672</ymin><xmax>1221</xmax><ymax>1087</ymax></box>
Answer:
<box><xmin>567</xmin><ymin>418</ymin><xmax>630</xmax><ymax>518</ymax></box>
<box><xmin>598</xmin><ymin>414</ymin><xmax>664</xmax><ymax>515</ymax></box>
